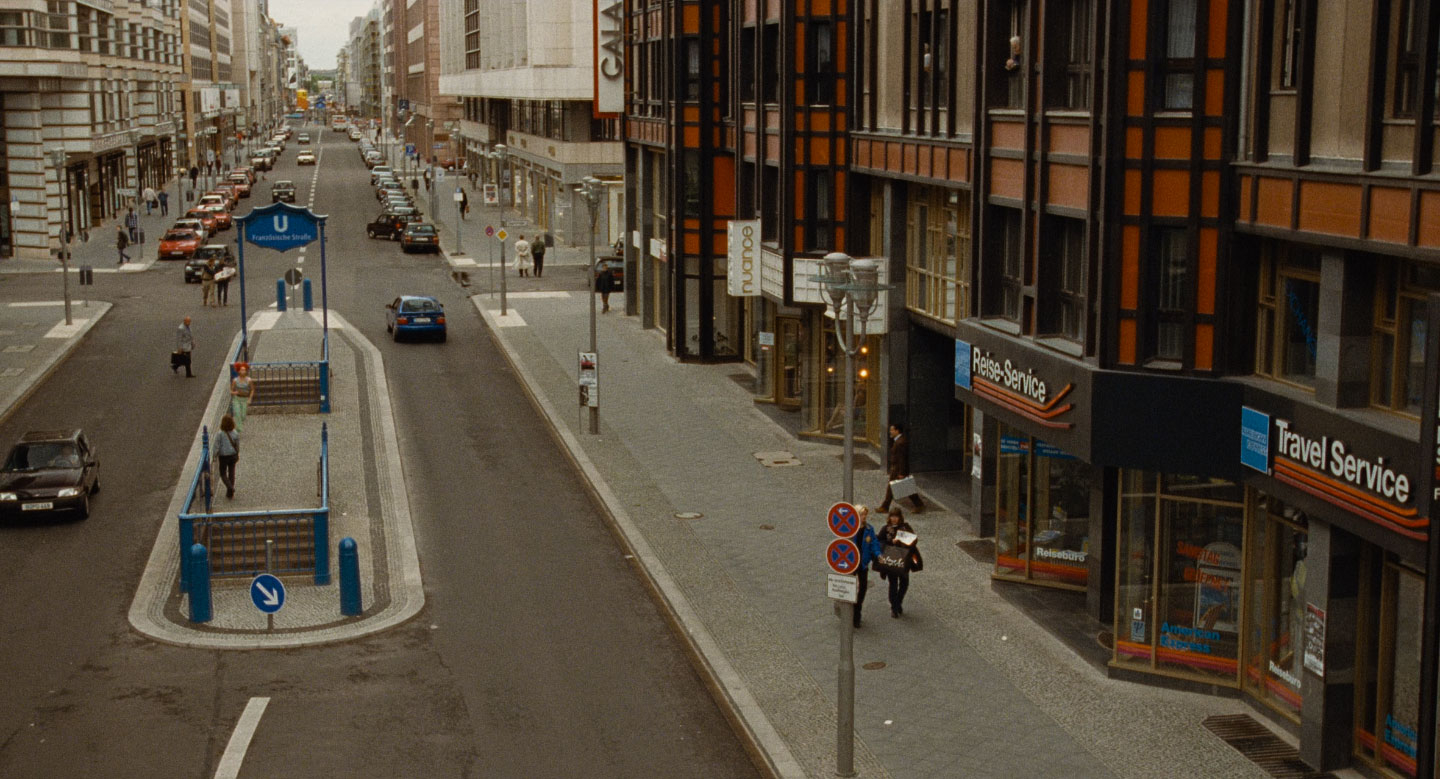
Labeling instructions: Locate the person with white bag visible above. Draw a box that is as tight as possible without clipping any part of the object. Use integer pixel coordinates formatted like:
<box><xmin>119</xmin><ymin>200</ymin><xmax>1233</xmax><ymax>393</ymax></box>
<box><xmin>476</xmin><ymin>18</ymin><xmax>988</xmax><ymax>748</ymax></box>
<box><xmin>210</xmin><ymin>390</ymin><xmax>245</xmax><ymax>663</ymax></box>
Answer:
<box><xmin>878</xmin><ymin>422</ymin><xmax>924</xmax><ymax>513</ymax></box>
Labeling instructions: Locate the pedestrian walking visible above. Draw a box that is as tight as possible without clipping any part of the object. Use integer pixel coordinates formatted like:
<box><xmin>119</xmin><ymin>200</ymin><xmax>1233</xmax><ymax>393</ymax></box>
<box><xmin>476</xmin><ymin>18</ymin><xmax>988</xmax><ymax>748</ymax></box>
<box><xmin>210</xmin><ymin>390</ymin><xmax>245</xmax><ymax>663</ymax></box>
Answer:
<box><xmin>124</xmin><ymin>208</ymin><xmax>139</xmax><ymax>243</ymax></box>
<box><xmin>531</xmin><ymin>232</ymin><xmax>547</xmax><ymax>277</ymax></box>
<box><xmin>216</xmin><ymin>256</ymin><xmax>233</xmax><ymax>306</ymax></box>
<box><xmin>459</xmin><ymin>188</ymin><xmax>469</xmax><ymax>220</ymax></box>
<box><xmin>158</xmin><ymin>190</ymin><xmax>169</xmax><ymax>216</ymax></box>
<box><xmin>142</xmin><ymin>186</ymin><xmax>157</xmax><ymax>215</ymax></box>
<box><xmin>876</xmin><ymin>507</ymin><xmax>921</xmax><ymax>618</ymax></box>
<box><xmin>229</xmin><ymin>363</ymin><xmax>255</xmax><ymax>432</ymax></box>
<box><xmin>878</xmin><ymin>422</ymin><xmax>924</xmax><ymax>512</ymax></box>
<box><xmin>597</xmin><ymin>261</ymin><xmax>617</xmax><ymax>313</ymax></box>
<box><xmin>514</xmin><ymin>235</ymin><xmax>533</xmax><ymax>277</ymax></box>
<box><xmin>215</xmin><ymin>413</ymin><xmax>240</xmax><ymax>499</ymax></box>
<box><xmin>201</xmin><ymin>259</ymin><xmax>217</xmax><ymax>307</ymax></box>
<box><xmin>115</xmin><ymin>224</ymin><xmax>130</xmax><ymax>265</ymax></box>
<box><xmin>173</xmin><ymin>317</ymin><xmax>195</xmax><ymax>377</ymax></box>
<box><xmin>423</xmin><ymin>168</ymin><xmax>431</xmax><ymax>192</ymax></box>
<box><xmin>851</xmin><ymin>505</ymin><xmax>882</xmax><ymax>628</ymax></box>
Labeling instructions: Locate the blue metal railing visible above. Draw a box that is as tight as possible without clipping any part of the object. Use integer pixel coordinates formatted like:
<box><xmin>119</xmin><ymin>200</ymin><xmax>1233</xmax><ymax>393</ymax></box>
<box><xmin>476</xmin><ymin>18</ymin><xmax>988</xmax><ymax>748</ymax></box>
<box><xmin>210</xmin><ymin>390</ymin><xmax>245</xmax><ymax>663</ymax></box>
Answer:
<box><xmin>179</xmin><ymin>422</ymin><xmax>330</xmax><ymax>588</ymax></box>
<box><xmin>231</xmin><ymin>330</ymin><xmax>330</xmax><ymax>413</ymax></box>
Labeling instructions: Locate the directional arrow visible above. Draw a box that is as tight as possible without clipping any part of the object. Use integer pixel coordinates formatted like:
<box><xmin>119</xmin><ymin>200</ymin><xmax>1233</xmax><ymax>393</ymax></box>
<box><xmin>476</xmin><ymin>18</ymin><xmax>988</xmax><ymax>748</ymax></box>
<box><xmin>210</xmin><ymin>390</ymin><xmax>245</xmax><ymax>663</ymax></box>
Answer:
<box><xmin>249</xmin><ymin>573</ymin><xmax>286</xmax><ymax>614</ymax></box>
<box><xmin>255</xmin><ymin>581</ymin><xmax>280</xmax><ymax>606</ymax></box>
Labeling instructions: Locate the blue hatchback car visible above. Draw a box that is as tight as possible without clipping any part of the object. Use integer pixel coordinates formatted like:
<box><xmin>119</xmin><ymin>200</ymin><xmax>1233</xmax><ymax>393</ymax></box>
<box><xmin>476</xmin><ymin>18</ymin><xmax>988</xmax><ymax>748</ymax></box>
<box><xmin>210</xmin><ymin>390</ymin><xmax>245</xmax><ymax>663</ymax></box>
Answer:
<box><xmin>385</xmin><ymin>295</ymin><xmax>446</xmax><ymax>342</ymax></box>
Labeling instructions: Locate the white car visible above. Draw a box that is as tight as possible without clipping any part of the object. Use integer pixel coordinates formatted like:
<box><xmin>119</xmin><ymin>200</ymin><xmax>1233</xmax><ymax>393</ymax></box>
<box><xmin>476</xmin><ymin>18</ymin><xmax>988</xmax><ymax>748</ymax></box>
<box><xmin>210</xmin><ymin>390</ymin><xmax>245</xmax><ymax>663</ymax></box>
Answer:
<box><xmin>369</xmin><ymin>165</ymin><xmax>394</xmax><ymax>184</ymax></box>
<box><xmin>297</xmin><ymin>150</ymin><xmax>316</xmax><ymax>165</ymax></box>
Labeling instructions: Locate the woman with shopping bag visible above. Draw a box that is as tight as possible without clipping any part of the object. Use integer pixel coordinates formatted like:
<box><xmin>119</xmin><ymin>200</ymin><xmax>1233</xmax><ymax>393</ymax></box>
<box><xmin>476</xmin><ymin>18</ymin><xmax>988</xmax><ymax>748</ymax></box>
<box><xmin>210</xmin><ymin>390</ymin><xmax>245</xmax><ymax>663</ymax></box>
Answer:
<box><xmin>875</xmin><ymin>507</ymin><xmax>922</xmax><ymax>618</ymax></box>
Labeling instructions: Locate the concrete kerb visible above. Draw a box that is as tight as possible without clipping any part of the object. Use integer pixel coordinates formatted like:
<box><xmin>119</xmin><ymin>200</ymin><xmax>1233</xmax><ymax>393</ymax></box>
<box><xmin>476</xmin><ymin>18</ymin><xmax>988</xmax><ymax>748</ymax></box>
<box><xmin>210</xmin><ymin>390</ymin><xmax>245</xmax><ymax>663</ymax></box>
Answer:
<box><xmin>473</xmin><ymin>299</ymin><xmax>804</xmax><ymax>779</ymax></box>
<box><xmin>126</xmin><ymin>310</ymin><xmax>426</xmax><ymax>649</ymax></box>
<box><xmin>0</xmin><ymin>302</ymin><xmax>112</xmax><ymax>428</ymax></box>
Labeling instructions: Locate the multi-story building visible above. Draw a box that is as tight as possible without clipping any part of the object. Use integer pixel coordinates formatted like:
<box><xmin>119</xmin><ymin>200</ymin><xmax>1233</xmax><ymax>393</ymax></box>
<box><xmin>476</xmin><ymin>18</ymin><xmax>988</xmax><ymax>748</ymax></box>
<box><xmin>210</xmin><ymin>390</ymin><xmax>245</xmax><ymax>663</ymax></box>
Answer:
<box><xmin>437</xmin><ymin>0</ymin><xmax>622</xmax><ymax>244</ymax></box>
<box><xmin>632</xmin><ymin>2</ymin><xmax>1440</xmax><ymax>775</ymax></box>
<box><xmin>390</xmin><ymin>0</ymin><xmax>459</xmax><ymax>169</ymax></box>
<box><xmin>182</xmin><ymin>0</ymin><xmax>245</xmax><ymax>170</ymax></box>
<box><xmin>346</xmin><ymin>9</ymin><xmax>380</xmax><ymax>123</ymax></box>
<box><xmin>0</xmin><ymin>0</ymin><xmax>186</xmax><ymax>259</ymax></box>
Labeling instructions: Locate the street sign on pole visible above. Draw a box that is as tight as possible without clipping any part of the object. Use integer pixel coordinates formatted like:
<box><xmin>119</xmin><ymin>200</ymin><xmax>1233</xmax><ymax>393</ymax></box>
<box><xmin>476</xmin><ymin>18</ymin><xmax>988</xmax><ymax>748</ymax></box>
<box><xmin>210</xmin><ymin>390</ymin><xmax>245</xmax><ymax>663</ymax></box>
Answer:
<box><xmin>827</xmin><ymin>502</ymin><xmax>860</xmax><ymax>539</ymax></box>
<box><xmin>485</xmin><ymin>225</ymin><xmax>495</xmax><ymax>237</ymax></box>
<box><xmin>284</xmin><ymin>267</ymin><xmax>304</xmax><ymax>287</ymax></box>
<box><xmin>250</xmin><ymin>573</ymin><xmax>286</xmax><ymax>614</ymax></box>
<box><xmin>496</xmin><ymin>229</ymin><xmax>507</xmax><ymax>241</ymax></box>
<box><xmin>825</xmin><ymin>538</ymin><xmax>861</xmax><ymax>575</ymax></box>
<box><xmin>828</xmin><ymin>573</ymin><xmax>859</xmax><ymax>603</ymax></box>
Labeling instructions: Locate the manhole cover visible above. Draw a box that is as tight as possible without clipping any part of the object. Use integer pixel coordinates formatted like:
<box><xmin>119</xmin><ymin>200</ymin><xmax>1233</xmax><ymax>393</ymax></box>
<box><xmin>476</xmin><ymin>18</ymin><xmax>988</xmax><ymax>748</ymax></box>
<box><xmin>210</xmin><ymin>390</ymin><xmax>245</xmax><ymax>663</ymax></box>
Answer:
<box><xmin>674</xmin><ymin>512</ymin><xmax>704</xmax><ymax>519</ymax></box>
<box><xmin>862</xmin><ymin>661</ymin><xmax>887</xmax><ymax>671</ymax></box>
<box><xmin>759</xmin><ymin>524</ymin><xmax>775</xmax><ymax>530</ymax></box>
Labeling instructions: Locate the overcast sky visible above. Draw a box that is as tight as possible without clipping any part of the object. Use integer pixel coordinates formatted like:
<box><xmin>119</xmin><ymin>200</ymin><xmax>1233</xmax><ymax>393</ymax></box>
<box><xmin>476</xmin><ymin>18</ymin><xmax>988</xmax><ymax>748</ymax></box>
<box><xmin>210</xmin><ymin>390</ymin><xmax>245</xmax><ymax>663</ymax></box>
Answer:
<box><xmin>269</xmin><ymin>0</ymin><xmax>376</xmax><ymax>71</ymax></box>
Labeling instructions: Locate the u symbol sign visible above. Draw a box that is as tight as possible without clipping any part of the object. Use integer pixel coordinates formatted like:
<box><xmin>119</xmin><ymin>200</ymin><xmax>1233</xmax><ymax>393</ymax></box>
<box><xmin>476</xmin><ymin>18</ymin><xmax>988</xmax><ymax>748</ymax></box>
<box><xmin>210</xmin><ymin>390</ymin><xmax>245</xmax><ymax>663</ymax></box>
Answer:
<box><xmin>272</xmin><ymin>215</ymin><xmax>289</xmax><ymax>233</ymax></box>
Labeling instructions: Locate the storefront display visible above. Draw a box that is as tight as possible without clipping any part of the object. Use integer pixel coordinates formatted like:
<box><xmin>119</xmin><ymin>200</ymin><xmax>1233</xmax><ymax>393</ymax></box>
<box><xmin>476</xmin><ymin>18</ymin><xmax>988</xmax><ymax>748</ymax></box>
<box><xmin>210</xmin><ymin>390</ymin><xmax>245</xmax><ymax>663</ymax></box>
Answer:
<box><xmin>1114</xmin><ymin>471</ymin><xmax>1245</xmax><ymax>683</ymax></box>
<box><xmin>1242</xmin><ymin>492</ymin><xmax>1308</xmax><ymax>720</ymax></box>
<box><xmin>994</xmin><ymin>426</ymin><xmax>1090</xmax><ymax>589</ymax></box>
<box><xmin>1354</xmin><ymin>551</ymin><xmax>1424</xmax><ymax>778</ymax></box>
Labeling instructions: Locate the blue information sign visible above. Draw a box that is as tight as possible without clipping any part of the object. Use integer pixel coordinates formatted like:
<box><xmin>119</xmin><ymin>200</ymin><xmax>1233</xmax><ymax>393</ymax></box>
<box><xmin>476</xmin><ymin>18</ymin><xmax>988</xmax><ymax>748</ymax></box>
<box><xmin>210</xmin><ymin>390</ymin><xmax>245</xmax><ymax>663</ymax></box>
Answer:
<box><xmin>955</xmin><ymin>340</ymin><xmax>972</xmax><ymax>389</ymax></box>
<box><xmin>250</xmin><ymin>573</ymin><xmax>286</xmax><ymax>614</ymax></box>
<box><xmin>1240</xmin><ymin>406</ymin><xmax>1271</xmax><ymax>474</ymax></box>
<box><xmin>405</xmin><ymin>143</ymin><xmax>415</xmax><ymax>156</ymax></box>
<box><xmin>237</xmin><ymin>201</ymin><xmax>325</xmax><ymax>252</ymax></box>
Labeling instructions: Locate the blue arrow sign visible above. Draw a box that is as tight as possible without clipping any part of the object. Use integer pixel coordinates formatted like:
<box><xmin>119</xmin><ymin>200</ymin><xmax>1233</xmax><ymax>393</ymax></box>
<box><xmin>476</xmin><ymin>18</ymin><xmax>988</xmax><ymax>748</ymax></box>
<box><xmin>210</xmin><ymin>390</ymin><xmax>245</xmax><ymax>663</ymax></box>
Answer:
<box><xmin>236</xmin><ymin>201</ymin><xmax>326</xmax><ymax>252</ymax></box>
<box><xmin>250</xmin><ymin>573</ymin><xmax>286</xmax><ymax>614</ymax></box>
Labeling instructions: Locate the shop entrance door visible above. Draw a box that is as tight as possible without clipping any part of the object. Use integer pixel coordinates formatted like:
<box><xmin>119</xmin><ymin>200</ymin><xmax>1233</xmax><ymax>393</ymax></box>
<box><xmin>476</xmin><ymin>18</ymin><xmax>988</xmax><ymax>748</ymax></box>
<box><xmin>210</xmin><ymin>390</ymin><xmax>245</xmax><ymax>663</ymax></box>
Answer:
<box><xmin>776</xmin><ymin>316</ymin><xmax>802</xmax><ymax>409</ymax></box>
<box><xmin>1354</xmin><ymin>552</ymin><xmax>1425</xmax><ymax>778</ymax></box>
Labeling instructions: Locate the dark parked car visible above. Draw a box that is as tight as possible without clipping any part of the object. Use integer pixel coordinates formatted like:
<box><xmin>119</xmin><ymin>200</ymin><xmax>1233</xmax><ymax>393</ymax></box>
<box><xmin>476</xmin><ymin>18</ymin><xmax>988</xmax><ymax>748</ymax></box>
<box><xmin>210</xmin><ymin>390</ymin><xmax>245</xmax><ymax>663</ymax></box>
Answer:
<box><xmin>186</xmin><ymin>244</ymin><xmax>235</xmax><ymax>283</ymax></box>
<box><xmin>272</xmin><ymin>181</ymin><xmax>297</xmax><ymax>203</ymax></box>
<box><xmin>400</xmin><ymin>222</ymin><xmax>440</xmax><ymax>253</ymax></box>
<box><xmin>367</xmin><ymin>212</ymin><xmax>423</xmax><ymax>240</ymax></box>
<box><xmin>0</xmin><ymin>430</ymin><xmax>99</xmax><ymax>519</ymax></box>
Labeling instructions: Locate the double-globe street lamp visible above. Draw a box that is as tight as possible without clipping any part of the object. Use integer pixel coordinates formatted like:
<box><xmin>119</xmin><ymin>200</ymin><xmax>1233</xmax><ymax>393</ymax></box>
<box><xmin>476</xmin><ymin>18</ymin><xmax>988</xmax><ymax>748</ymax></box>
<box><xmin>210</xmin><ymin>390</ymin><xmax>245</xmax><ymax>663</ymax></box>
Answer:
<box><xmin>577</xmin><ymin>176</ymin><xmax>605</xmax><ymax>435</ymax></box>
<box><xmin>488</xmin><ymin>143</ymin><xmax>510</xmax><ymax>315</ymax></box>
<box><xmin>46</xmin><ymin>149</ymin><xmax>73</xmax><ymax>326</ymax></box>
<box><xmin>811</xmin><ymin>251</ymin><xmax>888</xmax><ymax>778</ymax></box>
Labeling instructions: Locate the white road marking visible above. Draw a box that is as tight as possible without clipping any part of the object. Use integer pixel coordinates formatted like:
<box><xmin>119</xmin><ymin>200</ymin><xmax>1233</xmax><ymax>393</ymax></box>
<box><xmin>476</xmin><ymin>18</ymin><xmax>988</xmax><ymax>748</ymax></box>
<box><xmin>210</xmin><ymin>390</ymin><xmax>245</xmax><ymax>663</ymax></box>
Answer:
<box><xmin>213</xmin><ymin>697</ymin><xmax>270</xmax><ymax>779</ymax></box>
<box><xmin>473</xmin><ymin>299</ymin><xmax>528</xmax><ymax>327</ymax></box>
<box><xmin>504</xmin><ymin>291</ymin><xmax>573</xmax><ymax>299</ymax></box>
<box><xmin>250</xmin><ymin>311</ymin><xmax>282</xmax><ymax>330</ymax></box>
<box><xmin>8</xmin><ymin>301</ymin><xmax>67</xmax><ymax>307</ymax></box>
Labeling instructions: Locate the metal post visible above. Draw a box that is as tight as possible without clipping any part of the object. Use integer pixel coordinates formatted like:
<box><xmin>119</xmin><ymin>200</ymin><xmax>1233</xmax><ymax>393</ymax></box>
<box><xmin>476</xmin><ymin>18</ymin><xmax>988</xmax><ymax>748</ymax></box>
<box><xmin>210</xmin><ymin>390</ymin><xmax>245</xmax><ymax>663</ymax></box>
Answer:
<box><xmin>456</xmin><ymin>187</ymin><xmax>464</xmax><ymax>254</ymax></box>
<box><xmin>50</xmin><ymin>150</ymin><xmax>73</xmax><ymax>326</ymax></box>
<box><xmin>265</xmin><ymin>539</ymin><xmax>275</xmax><ymax>631</ymax></box>
<box><xmin>588</xmin><ymin>209</ymin><xmax>599</xmax><ymax>435</ymax></box>
<box><xmin>237</xmin><ymin>223</ymin><xmax>250</xmax><ymax>362</ymax></box>
<box><xmin>187</xmin><ymin>543</ymin><xmax>212</xmax><ymax>623</ymax></box>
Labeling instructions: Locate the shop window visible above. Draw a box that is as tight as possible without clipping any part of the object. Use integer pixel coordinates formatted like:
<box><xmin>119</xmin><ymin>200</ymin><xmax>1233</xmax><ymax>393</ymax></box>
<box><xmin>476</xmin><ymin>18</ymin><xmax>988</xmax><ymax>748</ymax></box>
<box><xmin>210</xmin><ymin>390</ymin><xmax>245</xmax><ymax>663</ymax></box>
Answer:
<box><xmin>1242</xmin><ymin>493</ymin><xmax>1308</xmax><ymax>721</ymax></box>
<box><xmin>1354</xmin><ymin>551</ymin><xmax>1424</xmax><ymax>778</ymax></box>
<box><xmin>1045</xmin><ymin>0</ymin><xmax>1093</xmax><ymax>110</ymax></box>
<box><xmin>906</xmin><ymin>189</ymin><xmax>969</xmax><ymax>325</ymax></box>
<box><xmin>1255</xmin><ymin>244</ymin><xmax>1321</xmax><ymax>388</ymax></box>
<box><xmin>1152</xmin><ymin>228</ymin><xmax>1189</xmax><ymax>361</ymax></box>
<box><xmin>1114</xmin><ymin>471</ymin><xmax>1245</xmax><ymax>684</ymax></box>
<box><xmin>1039</xmin><ymin>216</ymin><xmax>1086</xmax><ymax>342</ymax></box>
<box><xmin>994</xmin><ymin>427</ymin><xmax>1091</xmax><ymax>590</ymax></box>
<box><xmin>739</xmin><ymin>26</ymin><xmax>756</xmax><ymax>103</ymax></box>
<box><xmin>808</xmin><ymin>21</ymin><xmax>835</xmax><ymax>106</ymax></box>
<box><xmin>762</xmin><ymin>23</ymin><xmax>780</xmax><ymax>104</ymax></box>
<box><xmin>1159</xmin><ymin>0</ymin><xmax>1197</xmax><ymax>111</ymax></box>
<box><xmin>815</xmin><ymin>325</ymin><xmax>878</xmax><ymax>441</ymax></box>
<box><xmin>1372</xmin><ymin>259</ymin><xmax>1440</xmax><ymax>416</ymax></box>
<box><xmin>993</xmin><ymin>207</ymin><xmax>1024</xmax><ymax>323</ymax></box>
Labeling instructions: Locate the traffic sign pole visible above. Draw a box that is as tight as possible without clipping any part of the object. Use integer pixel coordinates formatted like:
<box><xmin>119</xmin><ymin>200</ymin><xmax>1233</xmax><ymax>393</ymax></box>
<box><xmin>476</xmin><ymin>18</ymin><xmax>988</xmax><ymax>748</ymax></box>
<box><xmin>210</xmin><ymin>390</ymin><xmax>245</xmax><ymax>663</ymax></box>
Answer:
<box><xmin>823</xmin><ymin>504</ymin><xmax>861</xmax><ymax>777</ymax></box>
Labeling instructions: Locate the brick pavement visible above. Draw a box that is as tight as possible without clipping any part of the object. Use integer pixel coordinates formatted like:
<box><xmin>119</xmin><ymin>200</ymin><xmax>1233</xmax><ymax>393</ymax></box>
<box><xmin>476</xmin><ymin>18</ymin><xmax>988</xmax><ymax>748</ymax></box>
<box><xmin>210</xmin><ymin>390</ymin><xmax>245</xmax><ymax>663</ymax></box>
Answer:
<box><xmin>473</xmin><ymin>290</ymin><xmax>1271</xmax><ymax>779</ymax></box>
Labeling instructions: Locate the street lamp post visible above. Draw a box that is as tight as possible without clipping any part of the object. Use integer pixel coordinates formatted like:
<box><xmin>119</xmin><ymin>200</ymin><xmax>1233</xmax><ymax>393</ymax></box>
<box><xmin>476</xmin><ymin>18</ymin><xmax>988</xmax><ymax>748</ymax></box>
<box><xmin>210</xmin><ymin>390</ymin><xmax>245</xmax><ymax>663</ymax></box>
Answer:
<box><xmin>47</xmin><ymin>149</ymin><xmax>73</xmax><ymax>326</ymax></box>
<box><xmin>578</xmin><ymin>177</ymin><xmax>605</xmax><ymax>435</ymax></box>
<box><xmin>426</xmin><ymin>119</ymin><xmax>437</xmax><ymax>225</ymax></box>
<box><xmin>492</xmin><ymin>144</ymin><xmax>509</xmax><ymax>316</ymax></box>
<box><xmin>812</xmin><ymin>252</ymin><xmax>888</xmax><ymax>778</ymax></box>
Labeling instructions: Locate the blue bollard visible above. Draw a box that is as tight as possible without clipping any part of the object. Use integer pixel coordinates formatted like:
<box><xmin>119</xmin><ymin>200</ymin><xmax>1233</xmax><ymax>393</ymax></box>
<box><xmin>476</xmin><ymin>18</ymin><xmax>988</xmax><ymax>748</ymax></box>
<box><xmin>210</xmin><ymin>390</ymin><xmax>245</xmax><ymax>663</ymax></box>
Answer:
<box><xmin>276</xmin><ymin>279</ymin><xmax>287</xmax><ymax>312</ymax></box>
<box><xmin>339</xmin><ymin>537</ymin><xmax>362</xmax><ymax>616</ymax></box>
<box><xmin>302</xmin><ymin>278</ymin><xmax>313</xmax><ymax>311</ymax></box>
<box><xmin>187</xmin><ymin>543</ymin><xmax>212</xmax><ymax>623</ymax></box>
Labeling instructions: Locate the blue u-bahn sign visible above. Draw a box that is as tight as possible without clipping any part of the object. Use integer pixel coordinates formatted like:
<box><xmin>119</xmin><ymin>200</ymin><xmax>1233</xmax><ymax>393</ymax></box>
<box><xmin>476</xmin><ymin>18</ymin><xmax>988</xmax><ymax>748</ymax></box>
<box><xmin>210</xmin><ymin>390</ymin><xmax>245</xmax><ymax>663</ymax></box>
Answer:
<box><xmin>236</xmin><ymin>201</ymin><xmax>326</xmax><ymax>252</ymax></box>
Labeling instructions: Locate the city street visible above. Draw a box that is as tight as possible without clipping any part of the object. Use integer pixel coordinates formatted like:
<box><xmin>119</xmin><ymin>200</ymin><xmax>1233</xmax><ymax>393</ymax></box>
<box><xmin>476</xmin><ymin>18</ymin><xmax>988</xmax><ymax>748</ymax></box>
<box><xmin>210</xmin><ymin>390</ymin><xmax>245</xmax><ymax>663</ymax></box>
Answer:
<box><xmin>0</xmin><ymin>129</ymin><xmax>758</xmax><ymax>777</ymax></box>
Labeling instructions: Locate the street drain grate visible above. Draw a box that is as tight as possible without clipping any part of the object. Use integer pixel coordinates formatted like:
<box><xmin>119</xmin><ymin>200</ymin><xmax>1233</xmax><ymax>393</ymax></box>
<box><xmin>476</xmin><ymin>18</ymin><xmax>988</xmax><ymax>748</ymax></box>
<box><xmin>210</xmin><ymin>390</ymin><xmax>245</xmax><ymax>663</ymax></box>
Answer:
<box><xmin>754</xmin><ymin>451</ymin><xmax>801</xmax><ymax>467</ymax></box>
<box><xmin>956</xmin><ymin>539</ymin><xmax>996</xmax><ymax>564</ymax></box>
<box><xmin>862</xmin><ymin>661</ymin><xmax>887</xmax><ymax>670</ymax></box>
<box><xmin>1201</xmin><ymin>715</ymin><xmax>1334</xmax><ymax>778</ymax></box>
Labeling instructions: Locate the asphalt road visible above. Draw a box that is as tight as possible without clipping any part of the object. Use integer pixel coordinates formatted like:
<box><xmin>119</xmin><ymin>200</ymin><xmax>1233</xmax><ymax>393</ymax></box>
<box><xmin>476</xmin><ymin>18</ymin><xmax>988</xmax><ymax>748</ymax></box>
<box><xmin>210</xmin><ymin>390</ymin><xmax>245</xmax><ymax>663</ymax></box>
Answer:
<box><xmin>0</xmin><ymin>129</ymin><xmax>760</xmax><ymax>777</ymax></box>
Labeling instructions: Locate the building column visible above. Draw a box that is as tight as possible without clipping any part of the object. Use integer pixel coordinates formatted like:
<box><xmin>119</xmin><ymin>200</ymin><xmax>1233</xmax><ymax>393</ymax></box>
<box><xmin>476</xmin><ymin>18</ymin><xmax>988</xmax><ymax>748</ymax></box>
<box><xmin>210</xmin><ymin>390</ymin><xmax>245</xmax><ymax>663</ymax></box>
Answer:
<box><xmin>1299</xmin><ymin>521</ymin><xmax>1361</xmax><ymax>771</ymax></box>
<box><xmin>1315</xmin><ymin>250</ymin><xmax>1373</xmax><ymax>407</ymax></box>
<box><xmin>968</xmin><ymin>411</ymin><xmax>998</xmax><ymax>537</ymax></box>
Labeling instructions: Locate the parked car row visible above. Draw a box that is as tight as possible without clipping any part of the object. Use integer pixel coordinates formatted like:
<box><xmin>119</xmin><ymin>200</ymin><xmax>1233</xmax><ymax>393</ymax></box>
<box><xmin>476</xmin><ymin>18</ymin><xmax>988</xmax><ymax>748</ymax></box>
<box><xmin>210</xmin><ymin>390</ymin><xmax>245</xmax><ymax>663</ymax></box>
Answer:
<box><xmin>156</xmin><ymin>168</ymin><xmax>255</xmax><ymax>261</ymax></box>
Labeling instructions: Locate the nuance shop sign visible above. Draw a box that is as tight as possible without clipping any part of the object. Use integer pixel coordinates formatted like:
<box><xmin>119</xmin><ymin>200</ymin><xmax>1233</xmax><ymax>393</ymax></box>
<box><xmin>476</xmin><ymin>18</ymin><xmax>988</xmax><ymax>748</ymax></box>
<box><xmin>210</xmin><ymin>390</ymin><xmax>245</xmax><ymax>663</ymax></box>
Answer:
<box><xmin>1241</xmin><ymin>406</ymin><xmax>1426</xmax><ymax>542</ymax></box>
<box><xmin>726</xmin><ymin>220</ymin><xmax>759</xmax><ymax>297</ymax></box>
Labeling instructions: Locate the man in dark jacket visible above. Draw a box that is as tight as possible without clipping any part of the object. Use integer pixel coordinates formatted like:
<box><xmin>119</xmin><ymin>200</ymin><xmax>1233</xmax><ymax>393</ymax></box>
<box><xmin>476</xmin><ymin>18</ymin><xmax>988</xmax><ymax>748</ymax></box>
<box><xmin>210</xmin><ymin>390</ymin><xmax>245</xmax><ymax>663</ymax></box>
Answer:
<box><xmin>878</xmin><ymin>423</ymin><xmax>924</xmax><ymax>512</ymax></box>
<box><xmin>531</xmin><ymin>232</ymin><xmax>547</xmax><ymax>277</ymax></box>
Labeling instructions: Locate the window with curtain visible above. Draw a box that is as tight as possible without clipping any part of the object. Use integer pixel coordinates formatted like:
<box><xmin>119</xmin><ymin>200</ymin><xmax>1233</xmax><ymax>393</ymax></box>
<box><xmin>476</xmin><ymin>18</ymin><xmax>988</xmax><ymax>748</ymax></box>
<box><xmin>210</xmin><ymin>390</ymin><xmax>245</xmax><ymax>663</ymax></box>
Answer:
<box><xmin>1161</xmin><ymin>0</ymin><xmax>1197</xmax><ymax>110</ymax></box>
<box><xmin>1371</xmin><ymin>258</ymin><xmax>1440</xmax><ymax>416</ymax></box>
